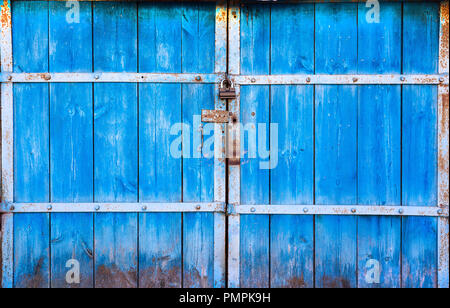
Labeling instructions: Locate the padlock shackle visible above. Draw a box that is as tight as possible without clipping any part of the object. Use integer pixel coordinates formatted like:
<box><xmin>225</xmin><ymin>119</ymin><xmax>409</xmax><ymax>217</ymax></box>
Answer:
<box><xmin>220</xmin><ymin>78</ymin><xmax>234</xmax><ymax>89</ymax></box>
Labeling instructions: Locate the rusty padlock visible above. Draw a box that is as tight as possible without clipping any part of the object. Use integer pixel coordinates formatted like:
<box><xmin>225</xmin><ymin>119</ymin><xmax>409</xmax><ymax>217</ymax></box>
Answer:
<box><xmin>219</xmin><ymin>79</ymin><xmax>236</xmax><ymax>100</ymax></box>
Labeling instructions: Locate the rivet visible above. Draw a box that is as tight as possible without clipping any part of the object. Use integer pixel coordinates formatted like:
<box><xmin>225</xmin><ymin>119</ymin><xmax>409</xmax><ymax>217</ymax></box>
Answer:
<box><xmin>95</xmin><ymin>205</ymin><xmax>100</xmax><ymax>211</ymax></box>
<box><xmin>142</xmin><ymin>205</ymin><xmax>147</xmax><ymax>211</ymax></box>
<box><xmin>47</xmin><ymin>205</ymin><xmax>52</xmax><ymax>211</ymax></box>
<box><xmin>351</xmin><ymin>208</ymin><xmax>357</xmax><ymax>213</ymax></box>
<box><xmin>195</xmin><ymin>76</ymin><xmax>201</xmax><ymax>82</ymax></box>
<box><xmin>439</xmin><ymin>77</ymin><xmax>445</xmax><ymax>82</ymax></box>
<box><xmin>303</xmin><ymin>207</ymin><xmax>309</xmax><ymax>213</ymax></box>
<box><xmin>437</xmin><ymin>209</ymin><xmax>443</xmax><ymax>215</ymax></box>
<box><xmin>196</xmin><ymin>205</ymin><xmax>201</xmax><ymax>210</ymax></box>
<box><xmin>7</xmin><ymin>75</ymin><xmax>12</xmax><ymax>81</ymax></box>
<box><xmin>9</xmin><ymin>205</ymin><xmax>15</xmax><ymax>211</ymax></box>
<box><xmin>306</xmin><ymin>77</ymin><xmax>311</xmax><ymax>83</ymax></box>
<box><xmin>44</xmin><ymin>74</ymin><xmax>51</xmax><ymax>81</ymax></box>
<box><xmin>251</xmin><ymin>78</ymin><xmax>256</xmax><ymax>83</ymax></box>
<box><xmin>353</xmin><ymin>77</ymin><xmax>358</xmax><ymax>83</ymax></box>
<box><xmin>400</xmin><ymin>76</ymin><xmax>406</xmax><ymax>82</ymax></box>
<box><xmin>251</xmin><ymin>207</ymin><xmax>256</xmax><ymax>213</ymax></box>
<box><xmin>94</xmin><ymin>74</ymin><xmax>100</xmax><ymax>80</ymax></box>
<box><xmin>398</xmin><ymin>208</ymin><xmax>404</xmax><ymax>215</ymax></box>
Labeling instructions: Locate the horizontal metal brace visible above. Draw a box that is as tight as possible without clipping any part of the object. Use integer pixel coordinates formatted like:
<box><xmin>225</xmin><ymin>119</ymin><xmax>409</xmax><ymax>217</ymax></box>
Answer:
<box><xmin>235</xmin><ymin>204</ymin><xmax>448</xmax><ymax>217</ymax></box>
<box><xmin>0</xmin><ymin>202</ymin><xmax>226</xmax><ymax>214</ymax></box>
<box><xmin>233</xmin><ymin>74</ymin><xmax>449</xmax><ymax>85</ymax></box>
<box><xmin>1</xmin><ymin>73</ymin><xmax>448</xmax><ymax>85</ymax></box>
<box><xmin>0</xmin><ymin>73</ymin><xmax>223</xmax><ymax>83</ymax></box>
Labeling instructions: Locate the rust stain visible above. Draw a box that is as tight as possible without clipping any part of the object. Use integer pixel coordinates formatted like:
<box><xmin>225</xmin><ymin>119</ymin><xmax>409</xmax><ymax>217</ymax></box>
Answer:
<box><xmin>140</xmin><ymin>266</ymin><xmax>181</xmax><ymax>288</ymax></box>
<box><xmin>283</xmin><ymin>275</ymin><xmax>308</xmax><ymax>288</ymax></box>
<box><xmin>95</xmin><ymin>265</ymin><xmax>137</xmax><ymax>288</ymax></box>
<box><xmin>321</xmin><ymin>276</ymin><xmax>351</xmax><ymax>289</ymax></box>
<box><xmin>1</xmin><ymin>0</ymin><xmax>11</xmax><ymax>31</ymax></box>
<box><xmin>438</xmin><ymin>90</ymin><xmax>449</xmax><ymax>207</ymax></box>
<box><xmin>440</xmin><ymin>1</ymin><xmax>449</xmax><ymax>72</ymax></box>
<box><xmin>15</xmin><ymin>257</ymin><xmax>47</xmax><ymax>288</ymax></box>
<box><xmin>215</xmin><ymin>8</ymin><xmax>227</xmax><ymax>23</ymax></box>
<box><xmin>183</xmin><ymin>267</ymin><xmax>211</xmax><ymax>288</ymax></box>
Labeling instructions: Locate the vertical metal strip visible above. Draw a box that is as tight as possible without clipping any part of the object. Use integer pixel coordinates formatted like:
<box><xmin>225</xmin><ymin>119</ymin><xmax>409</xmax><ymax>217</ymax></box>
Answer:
<box><xmin>214</xmin><ymin>0</ymin><xmax>227</xmax><ymax>289</ymax></box>
<box><xmin>1</xmin><ymin>0</ymin><xmax>13</xmax><ymax>289</ymax></box>
<box><xmin>228</xmin><ymin>1</ymin><xmax>240</xmax><ymax>289</ymax></box>
<box><xmin>438</xmin><ymin>0</ymin><xmax>449</xmax><ymax>289</ymax></box>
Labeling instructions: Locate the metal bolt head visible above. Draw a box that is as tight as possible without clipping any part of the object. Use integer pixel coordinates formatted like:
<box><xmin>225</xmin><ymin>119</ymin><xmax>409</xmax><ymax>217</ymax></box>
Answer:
<box><xmin>47</xmin><ymin>205</ymin><xmax>53</xmax><ymax>211</ymax></box>
<box><xmin>398</xmin><ymin>208</ymin><xmax>404</xmax><ymax>214</ymax></box>
<box><xmin>251</xmin><ymin>78</ymin><xmax>256</xmax><ymax>83</ymax></box>
<box><xmin>251</xmin><ymin>207</ymin><xmax>256</xmax><ymax>213</ymax></box>
<box><xmin>95</xmin><ymin>205</ymin><xmax>100</xmax><ymax>211</ymax></box>
<box><xmin>196</xmin><ymin>205</ymin><xmax>201</xmax><ymax>210</ymax></box>
<box><xmin>44</xmin><ymin>74</ymin><xmax>52</xmax><ymax>81</ymax></box>
<box><xmin>9</xmin><ymin>205</ymin><xmax>15</xmax><ymax>211</ymax></box>
<box><xmin>94</xmin><ymin>74</ymin><xmax>100</xmax><ymax>80</ymax></box>
<box><xmin>142</xmin><ymin>205</ymin><xmax>147</xmax><ymax>211</ymax></box>
<box><xmin>351</xmin><ymin>208</ymin><xmax>357</xmax><ymax>214</ymax></box>
<box><xmin>439</xmin><ymin>77</ymin><xmax>445</xmax><ymax>83</ymax></box>
<box><xmin>303</xmin><ymin>207</ymin><xmax>309</xmax><ymax>213</ymax></box>
<box><xmin>437</xmin><ymin>209</ymin><xmax>443</xmax><ymax>215</ymax></box>
<box><xmin>195</xmin><ymin>76</ymin><xmax>201</xmax><ymax>82</ymax></box>
<box><xmin>7</xmin><ymin>75</ymin><xmax>13</xmax><ymax>81</ymax></box>
<box><xmin>353</xmin><ymin>77</ymin><xmax>358</xmax><ymax>83</ymax></box>
<box><xmin>306</xmin><ymin>77</ymin><xmax>311</xmax><ymax>83</ymax></box>
<box><xmin>400</xmin><ymin>76</ymin><xmax>406</xmax><ymax>82</ymax></box>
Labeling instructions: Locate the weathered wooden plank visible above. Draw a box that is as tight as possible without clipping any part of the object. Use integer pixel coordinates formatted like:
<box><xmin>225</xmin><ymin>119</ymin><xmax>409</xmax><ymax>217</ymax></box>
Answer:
<box><xmin>12</xmin><ymin>0</ymin><xmax>50</xmax><ymax>288</ymax></box>
<box><xmin>51</xmin><ymin>213</ymin><xmax>93</xmax><ymax>288</ymax></box>
<box><xmin>94</xmin><ymin>213</ymin><xmax>138</xmax><ymax>288</ymax></box>
<box><xmin>269</xmin><ymin>4</ymin><xmax>314</xmax><ymax>288</ymax></box>
<box><xmin>239</xmin><ymin>4</ymin><xmax>270</xmax><ymax>288</ymax></box>
<box><xmin>14</xmin><ymin>214</ymin><xmax>50</xmax><ymax>288</ymax></box>
<box><xmin>138</xmin><ymin>2</ymin><xmax>182</xmax><ymax>289</ymax></box>
<box><xmin>93</xmin><ymin>2</ymin><xmax>138</xmax><ymax>288</ymax></box>
<box><xmin>315</xmin><ymin>3</ymin><xmax>358</xmax><ymax>288</ymax></box>
<box><xmin>357</xmin><ymin>2</ymin><xmax>402</xmax><ymax>288</ymax></box>
<box><xmin>181</xmin><ymin>2</ymin><xmax>216</xmax><ymax>288</ymax></box>
<box><xmin>48</xmin><ymin>1</ymin><xmax>94</xmax><ymax>288</ymax></box>
<box><xmin>402</xmin><ymin>2</ymin><xmax>440</xmax><ymax>289</ymax></box>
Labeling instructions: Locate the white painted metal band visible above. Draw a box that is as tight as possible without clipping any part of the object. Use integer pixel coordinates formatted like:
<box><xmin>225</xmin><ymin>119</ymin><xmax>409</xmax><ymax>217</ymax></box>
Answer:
<box><xmin>438</xmin><ymin>0</ymin><xmax>449</xmax><ymax>289</ymax></box>
<box><xmin>0</xmin><ymin>202</ymin><xmax>226</xmax><ymax>213</ymax></box>
<box><xmin>227</xmin><ymin>2</ymin><xmax>241</xmax><ymax>289</ymax></box>
<box><xmin>2</xmin><ymin>73</ymin><xmax>448</xmax><ymax>85</ymax></box>
<box><xmin>233</xmin><ymin>74</ymin><xmax>449</xmax><ymax>85</ymax></box>
<box><xmin>1</xmin><ymin>0</ymin><xmax>14</xmax><ymax>289</ymax></box>
<box><xmin>235</xmin><ymin>205</ymin><xmax>448</xmax><ymax>217</ymax></box>
<box><xmin>1</xmin><ymin>72</ymin><xmax>223</xmax><ymax>83</ymax></box>
<box><xmin>213</xmin><ymin>0</ymin><xmax>227</xmax><ymax>289</ymax></box>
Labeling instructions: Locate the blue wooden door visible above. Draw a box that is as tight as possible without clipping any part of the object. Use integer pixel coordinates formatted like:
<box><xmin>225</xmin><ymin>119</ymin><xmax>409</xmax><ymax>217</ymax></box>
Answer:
<box><xmin>1</xmin><ymin>0</ymin><xmax>448</xmax><ymax>289</ymax></box>
<box><xmin>1</xmin><ymin>0</ymin><xmax>227</xmax><ymax>288</ymax></box>
<box><xmin>227</xmin><ymin>1</ymin><xmax>448</xmax><ymax>288</ymax></box>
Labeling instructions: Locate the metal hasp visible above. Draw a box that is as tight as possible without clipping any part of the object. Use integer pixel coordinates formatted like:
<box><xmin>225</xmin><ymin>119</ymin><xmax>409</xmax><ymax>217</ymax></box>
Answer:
<box><xmin>201</xmin><ymin>110</ymin><xmax>231</xmax><ymax>123</ymax></box>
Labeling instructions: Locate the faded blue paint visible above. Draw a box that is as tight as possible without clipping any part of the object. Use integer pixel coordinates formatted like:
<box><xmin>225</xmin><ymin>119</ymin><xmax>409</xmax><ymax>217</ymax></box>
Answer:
<box><xmin>357</xmin><ymin>2</ymin><xmax>402</xmax><ymax>289</ymax></box>
<box><xmin>7</xmin><ymin>1</ymin><xmax>443</xmax><ymax>289</ymax></box>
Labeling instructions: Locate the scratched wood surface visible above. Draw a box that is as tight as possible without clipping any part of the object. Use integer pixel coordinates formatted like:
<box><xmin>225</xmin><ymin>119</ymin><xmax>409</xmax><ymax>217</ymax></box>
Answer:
<box><xmin>9</xmin><ymin>0</ymin><xmax>219</xmax><ymax>288</ymax></box>
<box><xmin>12</xmin><ymin>0</ymin><xmax>50</xmax><ymax>288</ymax></box>
<box><xmin>236</xmin><ymin>1</ymin><xmax>441</xmax><ymax>289</ymax></box>
<box><xmin>356</xmin><ymin>2</ymin><xmax>402</xmax><ymax>288</ymax></box>
<box><xmin>7</xmin><ymin>1</ymin><xmax>443</xmax><ymax>288</ymax></box>
<box><xmin>138</xmin><ymin>2</ymin><xmax>183</xmax><ymax>288</ymax></box>
<box><xmin>314</xmin><ymin>3</ymin><xmax>358</xmax><ymax>288</ymax></box>
<box><xmin>402</xmin><ymin>2</ymin><xmax>439</xmax><ymax>288</ymax></box>
<box><xmin>181</xmin><ymin>2</ymin><xmax>216</xmax><ymax>288</ymax></box>
<box><xmin>49</xmin><ymin>1</ymin><xmax>94</xmax><ymax>288</ymax></box>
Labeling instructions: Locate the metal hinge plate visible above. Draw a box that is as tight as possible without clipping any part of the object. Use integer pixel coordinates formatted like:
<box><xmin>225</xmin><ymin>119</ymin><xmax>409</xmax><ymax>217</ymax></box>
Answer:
<box><xmin>201</xmin><ymin>110</ymin><xmax>231</xmax><ymax>123</ymax></box>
